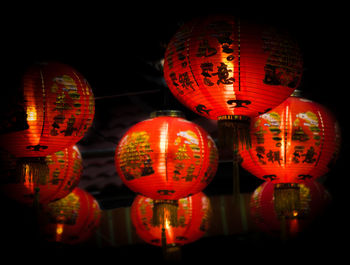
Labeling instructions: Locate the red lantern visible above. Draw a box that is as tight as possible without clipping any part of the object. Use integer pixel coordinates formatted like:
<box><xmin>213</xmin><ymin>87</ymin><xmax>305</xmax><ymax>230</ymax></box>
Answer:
<box><xmin>131</xmin><ymin>192</ymin><xmax>211</xmax><ymax>257</ymax></box>
<box><xmin>163</xmin><ymin>15</ymin><xmax>303</xmax><ymax>150</ymax></box>
<box><xmin>115</xmin><ymin>110</ymin><xmax>218</xmax><ymax>227</ymax></box>
<box><xmin>0</xmin><ymin>61</ymin><xmax>95</xmax><ymax>158</ymax></box>
<box><xmin>115</xmin><ymin>110</ymin><xmax>218</xmax><ymax>200</ymax></box>
<box><xmin>240</xmin><ymin>91</ymin><xmax>341</xmax><ymax>183</ymax></box>
<box><xmin>0</xmin><ymin>145</ymin><xmax>83</xmax><ymax>205</ymax></box>
<box><xmin>250</xmin><ymin>180</ymin><xmax>331</xmax><ymax>238</ymax></box>
<box><xmin>39</xmin><ymin>187</ymin><xmax>101</xmax><ymax>245</ymax></box>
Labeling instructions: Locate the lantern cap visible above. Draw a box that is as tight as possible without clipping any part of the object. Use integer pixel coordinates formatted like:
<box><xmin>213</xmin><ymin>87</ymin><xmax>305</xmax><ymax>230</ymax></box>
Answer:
<box><xmin>291</xmin><ymin>89</ymin><xmax>303</xmax><ymax>97</ymax></box>
<box><xmin>150</xmin><ymin>110</ymin><xmax>185</xmax><ymax>118</ymax></box>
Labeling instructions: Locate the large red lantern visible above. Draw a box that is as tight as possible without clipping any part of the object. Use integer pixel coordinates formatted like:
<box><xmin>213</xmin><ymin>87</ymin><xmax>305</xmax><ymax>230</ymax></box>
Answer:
<box><xmin>39</xmin><ymin>187</ymin><xmax>101</xmax><ymax>245</ymax></box>
<box><xmin>131</xmin><ymin>192</ymin><xmax>211</xmax><ymax>259</ymax></box>
<box><xmin>250</xmin><ymin>180</ymin><xmax>331</xmax><ymax>239</ymax></box>
<box><xmin>240</xmin><ymin>91</ymin><xmax>341</xmax><ymax>183</ymax></box>
<box><xmin>115</xmin><ymin>110</ymin><xmax>218</xmax><ymax>200</ymax></box>
<box><xmin>163</xmin><ymin>15</ymin><xmax>303</xmax><ymax>150</ymax></box>
<box><xmin>0</xmin><ymin>61</ymin><xmax>94</xmax><ymax>197</ymax></box>
<box><xmin>0</xmin><ymin>145</ymin><xmax>83</xmax><ymax>205</ymax></box>
<box><xmin>0</xmin><ymin>61</ymin><xmax>95</xmax><ymax>158</ymax></box>
<box><xmin>115</xmin><ymin>110</ymin><xmax>218</xmax><ymax>225</ymax></box>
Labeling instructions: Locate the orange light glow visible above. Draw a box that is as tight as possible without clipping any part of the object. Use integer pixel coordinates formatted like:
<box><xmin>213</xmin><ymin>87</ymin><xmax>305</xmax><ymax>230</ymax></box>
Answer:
<box><xmin>56</xmin><ymin>223</ymin><xmax>64</xmax><ymax>242</ymax></box>
<box><xmin>164</xmin><ymin>214</ymin><xmax>174</xmax><ymax>243</ymax></box>
<box><xmin>23</xmin><ymin>165</ymin><xmax>34</xmax><ymax>193</ymax></box>
<box><xmin>289</xmin><ymin>218</ymin><xmax>299</xmax><ymax>236</ymax></box>
<box><xmin>26</xmin><ymin>106</ymin><xmax>37</xmax><ymax>121</ymax></box>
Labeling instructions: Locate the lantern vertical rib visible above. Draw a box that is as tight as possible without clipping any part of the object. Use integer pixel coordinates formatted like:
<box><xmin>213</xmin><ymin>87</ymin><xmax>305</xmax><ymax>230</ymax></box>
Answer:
<box><xmin>237</xmin><ymin>17</ymin><xmax>241</xmax><ymax>92</ymax></box>
<box><xmin>314</xmin><ymin>110</ymin><xmax>325</xmax><ymax>167</ymax></box>
<box><xmin>39</xmin><ymin>69</ymin><xmax>46</xmax><ymax>143</ymax></box>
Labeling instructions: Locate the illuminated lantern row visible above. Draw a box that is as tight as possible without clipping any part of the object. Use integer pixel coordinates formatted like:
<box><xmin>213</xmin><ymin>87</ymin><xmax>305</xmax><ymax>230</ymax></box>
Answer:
<box><xmin>0</xmin><ymin>61</ymin><xmax>95</xmax><ymax>158</ymax></box>
<box><xmin>163</xmin><ymin>15</ymin><xmax>303</xmax><ymax>150</ymax></box>
<box><xmin>0</xmin><ymin>145</ymin><xmax>83</xmax><ymax>205</ymax></box>
<box><xmin>39</xmin><ymin>187</ymin><xmax>101</xmax><ymax>245</ymax></box>
<box><xmin>115</xmin><ymin>110</ymin><xmax>218</xmax><ymax>226</ymax></box>
<box><xmin>131</xmin><ymin>192</ymin><xmax>211</xmax><ymax>257</ymax></box>
<box><xmin>250</xmin><ymin>180</ymin><xmax>331</xmax><ymax>238</ymax></box>
<box><xmin>240</xmin><ymin>91</ymin><xmax>341</xmax><ymax>183</ymax></box>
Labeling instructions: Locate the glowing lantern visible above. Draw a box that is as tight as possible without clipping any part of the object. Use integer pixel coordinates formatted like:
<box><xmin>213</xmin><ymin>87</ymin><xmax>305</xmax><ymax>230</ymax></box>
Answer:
<box><xmin>240</xmin><ymin>90</ymin><xmax>341</xmax><ymax>183</ymax></box>
<box><xmin>163</xmin><ymin>15</ymin><xmax>303</xmax><ymax>150</ymax></box>
<box><xmin>0</xmin><ymin>145</ymin><xmax>83</xmax><ymax>205</ymax></box>
<box><xmin>0</xmin><ymin>61</ymin><xmax>94</xmax><ymax>189</ymax></box>
<box><xmin>131</xmin><ymin>192</ymin><xmax>211</xmax><ymax>259</ymax></box>
<box><xmin>250</xmin><ymin>180</ymin><xmax>331</xmax><ymax>238</ymax></box>
<box><xmin>115</xmin><ymin>110</ymin><xmax>218</xmax><ymax>225</ymax></box>
<box><xmin>0</xmin><ymin>61</ymin><xmax>94</xmax><ymax>157</ymax></box>
<box><xmin>39</xmin><ymin>187</ymin><xmax>101</xmax><ymax>245</ymax></box>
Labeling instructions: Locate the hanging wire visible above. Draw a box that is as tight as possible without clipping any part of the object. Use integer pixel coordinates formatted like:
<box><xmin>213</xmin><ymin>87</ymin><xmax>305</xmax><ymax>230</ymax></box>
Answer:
<box><xmin>94</xmin><ymin>89</ymin><xmax>161</xmax><ymax>101</ymax></box>
<box><xmin>90</xmin><ymin>125</ymin><xmax>119</xmax><ymax>145</ymax></box>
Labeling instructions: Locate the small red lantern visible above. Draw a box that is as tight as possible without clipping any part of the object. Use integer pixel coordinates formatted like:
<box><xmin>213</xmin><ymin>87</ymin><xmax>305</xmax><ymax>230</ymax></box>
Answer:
<box><xmin>250</xmin><ymin>180</ymin><xmax>331</xmax><ymax>238</ymax></box>
<box><xmin>0</xmin><ymin>145</ymin><xmax>83</xmax><ymax>205</ymax></box>
<box><xmin>115</xmin><ymin>110</ymin><xmax>218</xmax><ymax>226</ymax></box>
<box><xmin>39</xmin><ymin>187</ymin><xmax>101</xmax><ymax>245</ymax></box>
<box><xmin>131</xmin><ymin>192</ymin><xmax>211</xmax><ymax>257</ymax></box>
<box><xmin>163</xmin><ymin>15</ymin><xmax>303</xmax><ymax>150</ymax></box>
<box><xmin>0</xmin><ymin>61</ymin><xmax>95</xmax><ymax>158</ymax></box>
<box><xmin>240</xmin><ymin>91</ymin><xmax>341</xmax><ymax>183</ymax></box>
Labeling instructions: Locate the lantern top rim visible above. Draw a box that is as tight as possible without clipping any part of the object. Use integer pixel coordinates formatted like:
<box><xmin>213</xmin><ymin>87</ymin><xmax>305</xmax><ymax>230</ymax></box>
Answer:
<box><xmin>150</xmin><ymin>110</ymin><xmax>185</xmax><ymax>118</ymax></box>
<box><xmin>291</xmin><ymin>89</ymin><xmax>303</xmax><ymax>97</ymax></box>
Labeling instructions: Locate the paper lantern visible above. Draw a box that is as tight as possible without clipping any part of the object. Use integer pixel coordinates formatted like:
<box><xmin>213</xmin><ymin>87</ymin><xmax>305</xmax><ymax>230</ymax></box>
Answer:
<box><xmin>115</xmin><ymin>110</ymin><xmax>218</xmax><ymax>226</ymax></box>
<box><xmin>240</xmin><ymin>91</ymin><xmax>341</xmax><ymax>183</ymax></box>
<box><xmin>163</xmin><ymin>15</ymin><xmax>303</xmax><ymax>150</ymax></box>
<box><xmin>39</xmin><ymin>187</ymin><xmax>101</xmax><ymax>245</ymax></box>
<box><xmin>0</xmin><ymin>61</ymin><xmax>95</xmax><ymax>158</ymax></box>
<box><xmin>115</xmin><ymin>110</ymin><xmax>218</xmax><ymax>200</ymax></box>
<box><xmin>131</xmin><ymin>192</ymin><xmax>211</xmax><ymax>258</ymax></box>
<box><xmin>250</xmin><ymin>180</ymin><xmax>331</xmax><ymax>238</ymax></box>
<box><xmin>0</xmin><ymin>145</ymin><xmax>83</xmax><ymax>205</ymax></box>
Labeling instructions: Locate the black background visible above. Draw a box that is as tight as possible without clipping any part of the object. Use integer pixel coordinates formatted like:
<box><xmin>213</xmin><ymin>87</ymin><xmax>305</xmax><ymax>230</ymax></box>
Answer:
<box><xmin>1</xmin><ymin>2</ymin><xmax>349</xmax><ymax>261</ymax></box>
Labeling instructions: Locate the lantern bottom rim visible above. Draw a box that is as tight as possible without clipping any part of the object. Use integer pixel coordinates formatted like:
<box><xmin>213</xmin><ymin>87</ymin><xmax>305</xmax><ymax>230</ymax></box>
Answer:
<box><xmin>217</xmin><ymin>115</ymin><xmax>250</xmax><ymax>122</ymax></box>
<box><xmin>150</xmin><ymin>110</ymin><xmax>185</xmax><ymax>118</ymax></box>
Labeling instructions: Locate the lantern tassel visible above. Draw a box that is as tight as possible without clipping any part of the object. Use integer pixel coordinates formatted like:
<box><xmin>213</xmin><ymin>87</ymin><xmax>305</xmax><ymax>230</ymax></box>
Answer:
<box><xmin>152</xmin><ymin>200</ymin><xmax>178</xmax><ymax>227</ymax></box>
<box><xmin>15</xmin><ymin>157</ymin><xmax>49</xmax><ymax>187</ymax></box>
<box><xmin>217</xmin><ymin>115</ymin><xmax>251</xmax><ymax>151</ymax></box>
<box><xmin>274</xmin><ymin>183</ymin><xmax>304</xmax><ymax>240</ymax></box>
<box><xmin>15</xmin><ymin>157</ymin><xmax>49</xmax><ymax>207</ymax></box>
<box><xmin>280</xmin><ymin>215</ymin><xmax>288</xmax><ymax>241</ymax></box>
<box><xmin>274</xmin><ymin>183</ymin><xmax>301</xmax><ymax>218</ymax></box>
<box><xmin>161</xmin><ymin>227</ymin><xmax>167</xmax><ymax>255</ymax></box>
<box><xmin>232</xmin><ymin>150</ymin><xmax>241</xmax><ymax>199</ymax></box>
<box><xmin>160</xmin><ymin>226</ymin><xmax>182</xmax><ymax>262</ymax></box>
<box><xmin>218</xmin><ymin>115</ymin><xmax>247</xmax><ymax>197</ymax></box>
<box><xmin>164</xmin><ymin>245</ymin><xmax>182</xmax><ymax>262</ymax></box>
